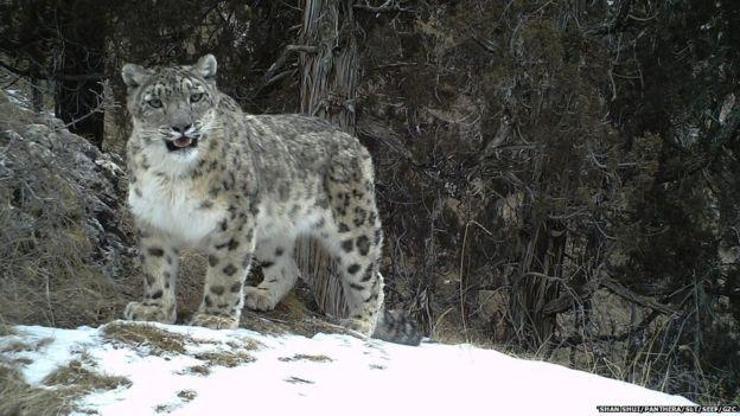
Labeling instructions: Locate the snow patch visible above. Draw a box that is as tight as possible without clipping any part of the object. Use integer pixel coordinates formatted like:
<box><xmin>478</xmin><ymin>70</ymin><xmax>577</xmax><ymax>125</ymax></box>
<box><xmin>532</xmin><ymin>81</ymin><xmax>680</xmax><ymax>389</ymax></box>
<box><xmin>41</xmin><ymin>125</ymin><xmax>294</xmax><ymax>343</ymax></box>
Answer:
<box><xmin>0</xmin><ymin>322</ymin><xmax>715</xmax><ymax>416</ymax></box>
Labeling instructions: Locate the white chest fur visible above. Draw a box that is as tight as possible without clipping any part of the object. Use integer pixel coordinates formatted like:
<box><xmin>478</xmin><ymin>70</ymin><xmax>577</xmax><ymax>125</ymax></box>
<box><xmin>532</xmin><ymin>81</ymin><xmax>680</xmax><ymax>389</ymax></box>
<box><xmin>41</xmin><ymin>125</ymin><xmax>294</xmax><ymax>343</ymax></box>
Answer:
<box><xmin>128</xmin><ymin>172</ymin><xmax>226</xmax><ymax>245</ymax></box>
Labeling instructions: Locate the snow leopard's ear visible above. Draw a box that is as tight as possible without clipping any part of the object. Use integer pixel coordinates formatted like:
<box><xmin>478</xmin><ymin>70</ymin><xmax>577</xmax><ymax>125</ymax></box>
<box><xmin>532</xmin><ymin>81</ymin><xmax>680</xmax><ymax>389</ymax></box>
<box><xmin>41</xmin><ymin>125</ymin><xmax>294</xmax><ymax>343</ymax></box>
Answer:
<box><xmin>121</xmin><ymin>63</ymin><xmax>151</xmax><ymax>89</ymax></box>
<box><xmin>195</xmin><ymin>54</ymin><xmax>217</xmax><ymax>81</ymax></box>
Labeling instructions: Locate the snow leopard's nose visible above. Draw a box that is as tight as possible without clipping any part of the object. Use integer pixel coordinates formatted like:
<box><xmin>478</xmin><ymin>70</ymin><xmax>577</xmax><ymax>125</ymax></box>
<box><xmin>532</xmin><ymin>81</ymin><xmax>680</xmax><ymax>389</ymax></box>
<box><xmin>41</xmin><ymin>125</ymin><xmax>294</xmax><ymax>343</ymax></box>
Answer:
<box><xmin>172</xmin><ymin>123</ymin><xmax>192</xmax><ymax>134</ymax></box>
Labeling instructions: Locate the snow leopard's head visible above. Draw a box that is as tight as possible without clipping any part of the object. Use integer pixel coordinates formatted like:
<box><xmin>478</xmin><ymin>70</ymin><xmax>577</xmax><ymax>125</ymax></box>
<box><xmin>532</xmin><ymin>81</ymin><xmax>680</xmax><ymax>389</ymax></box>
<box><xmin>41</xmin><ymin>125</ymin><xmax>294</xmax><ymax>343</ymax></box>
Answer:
<box><xmin>122</xmin><ymin>55</ymin><xmax>221</xmax><ymax>165</ymax></box>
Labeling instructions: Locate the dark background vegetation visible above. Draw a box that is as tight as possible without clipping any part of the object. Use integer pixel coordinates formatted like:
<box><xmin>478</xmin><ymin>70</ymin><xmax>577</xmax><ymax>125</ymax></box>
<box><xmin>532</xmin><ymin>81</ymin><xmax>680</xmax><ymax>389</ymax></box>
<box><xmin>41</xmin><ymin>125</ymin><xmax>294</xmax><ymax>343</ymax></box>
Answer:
<box><xmin>1</xmin><ymin>0</ymin><xmax>738</xmax><ymax>404</ymax></box>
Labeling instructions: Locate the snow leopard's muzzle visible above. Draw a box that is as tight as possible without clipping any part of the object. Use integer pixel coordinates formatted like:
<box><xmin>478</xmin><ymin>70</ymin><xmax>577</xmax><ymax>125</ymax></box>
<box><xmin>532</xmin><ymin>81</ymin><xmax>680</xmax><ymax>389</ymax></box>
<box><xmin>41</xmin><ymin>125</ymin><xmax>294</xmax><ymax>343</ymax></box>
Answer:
<box><xmin>160</xmin><ymin>113</ymin><xmax>215</xmax><ymax>153</ymax></box>
<box><xmin>163</xmin><ymin>123</ymin><xmax>200</xmax><ymax>152</ymax></box>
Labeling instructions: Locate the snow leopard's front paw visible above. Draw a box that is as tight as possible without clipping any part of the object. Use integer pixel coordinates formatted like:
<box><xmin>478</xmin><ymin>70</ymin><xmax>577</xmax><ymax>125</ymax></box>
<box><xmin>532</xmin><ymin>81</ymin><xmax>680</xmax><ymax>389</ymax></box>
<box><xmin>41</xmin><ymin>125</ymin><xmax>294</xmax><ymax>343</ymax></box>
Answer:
<box><xmin>190</xmin><ymin>312</ymin><xmax>239</xmax><ymax>329</ymax></box>
<box><xmin>244</xmin><ymin>287</ymin><xmax>278</xmax><ymax>311</ymax></box>
<box><xmin>124</xmin><ymin>301</ymin><xmax>176</xmax><ymax>324</ymax></box>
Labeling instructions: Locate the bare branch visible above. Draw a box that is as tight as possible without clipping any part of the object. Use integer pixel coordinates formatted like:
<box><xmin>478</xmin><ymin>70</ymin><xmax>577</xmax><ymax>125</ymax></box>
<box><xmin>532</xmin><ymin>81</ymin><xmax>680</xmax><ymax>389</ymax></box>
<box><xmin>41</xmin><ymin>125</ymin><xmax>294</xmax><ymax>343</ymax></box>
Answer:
<box><xmin>353</xmin><ymin>2</ymin><xmax>414</xmax><ymax>14</ymax></box>
<box><xmin>286</xmin><ymin>44</ymin><xmax>318</xmax><ymax>53</ymax></box>
<box><xmin>0</xmin><ymin>59</ymin><xmax>104</xmax><ymax>82</ymax></box>
<box><xmin>601</xmin><ymin>278</ymin><xmax>675</xmax><ymax>315</ymax></box>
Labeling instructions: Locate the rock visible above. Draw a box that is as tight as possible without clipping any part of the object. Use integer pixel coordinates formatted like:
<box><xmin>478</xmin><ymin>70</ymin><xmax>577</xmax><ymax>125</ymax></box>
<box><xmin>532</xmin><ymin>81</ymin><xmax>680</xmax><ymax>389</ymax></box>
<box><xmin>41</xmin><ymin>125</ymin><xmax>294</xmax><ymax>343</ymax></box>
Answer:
<box><xmin>0</xmin><ymin>89</ymin><xmax>136</xmax><ymax>327</ymax></box>
<box><xmin>477</xmin><ymin>289</ymin><xmax>508</xmax><ymax>340</ymax></box>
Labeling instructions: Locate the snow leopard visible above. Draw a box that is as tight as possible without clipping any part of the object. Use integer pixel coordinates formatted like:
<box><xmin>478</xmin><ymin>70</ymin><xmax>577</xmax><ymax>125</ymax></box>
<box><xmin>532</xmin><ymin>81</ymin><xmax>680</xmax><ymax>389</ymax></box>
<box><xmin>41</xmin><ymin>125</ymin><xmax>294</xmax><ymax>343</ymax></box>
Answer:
<box><xmin>120</xmin><ymin>54</ymin><xmax>420</xmax><ymax>345</ymax></box>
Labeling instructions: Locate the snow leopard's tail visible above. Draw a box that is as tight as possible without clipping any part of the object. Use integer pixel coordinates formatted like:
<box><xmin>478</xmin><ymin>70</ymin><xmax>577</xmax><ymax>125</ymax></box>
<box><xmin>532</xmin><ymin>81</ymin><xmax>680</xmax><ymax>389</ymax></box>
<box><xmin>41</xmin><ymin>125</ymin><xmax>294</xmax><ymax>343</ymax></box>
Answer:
<box><xmin>372</xmin><ymin>309</ymin><xmax>422</xmax><ymax>346</ymax></box>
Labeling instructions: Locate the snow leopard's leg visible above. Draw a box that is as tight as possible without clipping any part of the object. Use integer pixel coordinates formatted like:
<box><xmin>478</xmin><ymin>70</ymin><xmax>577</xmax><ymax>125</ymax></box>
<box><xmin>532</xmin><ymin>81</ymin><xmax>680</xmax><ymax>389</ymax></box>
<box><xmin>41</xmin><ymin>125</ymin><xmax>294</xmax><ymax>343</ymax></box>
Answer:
<box><xmin>244</xmin><ymin>236</ymin><xmax>299</xmax><ymax>311</ymax></box>
<box><xmin>319</xmin><ymin>155</ymin><xmax>385</xmax><ymax>336</ymax></box>
<box><xmin>191</xmin><ymin>221</ymin><xmax>256</xmax><ymax>329</ymax></box>
<box><xmin>124</xmin><ymin>228</ymin><xmax>179</xmax><ymax>324</ymax></box>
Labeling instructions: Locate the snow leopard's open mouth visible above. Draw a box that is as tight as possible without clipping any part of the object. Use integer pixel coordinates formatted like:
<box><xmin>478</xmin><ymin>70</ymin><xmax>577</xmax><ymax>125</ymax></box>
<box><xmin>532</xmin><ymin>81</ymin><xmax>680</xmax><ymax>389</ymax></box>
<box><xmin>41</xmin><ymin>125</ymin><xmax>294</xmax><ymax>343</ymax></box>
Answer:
<box><xmin>164</xmin><ymin>136</ymin><xmax>199</xmax><ymax>152</ymax></box>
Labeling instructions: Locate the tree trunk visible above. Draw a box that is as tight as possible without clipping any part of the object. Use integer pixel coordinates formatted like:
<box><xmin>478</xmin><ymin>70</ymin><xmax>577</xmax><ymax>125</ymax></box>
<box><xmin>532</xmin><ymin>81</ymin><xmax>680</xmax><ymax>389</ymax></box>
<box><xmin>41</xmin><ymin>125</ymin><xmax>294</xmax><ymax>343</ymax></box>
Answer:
<box><xmin>295</xmin><ymin>0</ymin><xmax>359</xmax><ymax>318</ymax></box>
<box><xmin>30</xmin><ymin>78</ymin><xmax>43</xmax><ymax>112</ymax></box>
<box><xmin>298</xmin><ymin>0</ymin><xmax>358</xmax><ymax>129</ymax></box>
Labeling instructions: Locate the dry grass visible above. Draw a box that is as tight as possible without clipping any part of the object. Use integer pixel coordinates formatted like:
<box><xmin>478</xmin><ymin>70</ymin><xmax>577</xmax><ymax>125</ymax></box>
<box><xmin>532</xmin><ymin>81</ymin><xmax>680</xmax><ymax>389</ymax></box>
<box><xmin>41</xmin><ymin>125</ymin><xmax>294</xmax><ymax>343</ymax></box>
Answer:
<box><xmin>0</xmin><ymin>316</ymin><xmax>14</xmax><ymax>336</ymax></box>
<box><xmin>1</xmin><ymin>337</ymin><xmax>56</xmax><ymax>370</ymax></box>
<box><xmin>0</xmin><ymin>196</ymin><xmax>133</xmax><ymax>329</ymax></box>
<box><xmin>1</xmin><ymin>341</ymin><xmax>34</xmax><ymax>353</ymax></box>
<box><xmin>194</xmin><ymin>351</ymin><xmax>256</xmax><ymax>367</ymax></box>
<box><xmin>284</xmin><ymin>376</ymin><xmax>314</xmax><ymax>384</ymax></box>
<box><xmin>0</xmin><ymin>365</ymin><xmax>79</xmax><ymax>416</ymax></box>
<box><xmin>239</xmin><ymin>289</ymin><xmax>358</xmax><ymax>339</ymax></box>
<box><xmin>184</xmin><ymin>365</ymin><xmax>210</xmax><ymax>376</ymax></box>
<box><xmin>431</xmin><ymin>307</ymin><xmax>498</xmax><ymax>348</ymax></box>
<box><xmin>177</xmin><ymin>389</ymin><xmax>197</xmax><ymax>401</ymax></box>
<box><xmin>225</xmin><ymin>338</ymin><xmax>261</xmax><ymax>351</ymax></box>
<box><xmin>1</xmin><ymin>337</ymin><xmax>54</xmax><ymax>354</ymax></box>
<box><xmin>278</xmin><ymin>354</ymin><xmax>333</xmax><ymax>363</ymax></box>
<box><xmin>190</xmin><ymin>333</ymin><xmax>260</xmax><ymax>369</ymax></box>
<box><xmin>43</xmin><ymin>359</ymin><xmax>131</xmax><ymax>391</ymax></box>
<box><xmin>0</xmin><ymin>358</ymin><xmax>127</xmax><ymax>416</ymax></box>
<box><xmin>102</xmin><ymin>322</ymin><xmax>188</xmax><ymax>355</ymax></box>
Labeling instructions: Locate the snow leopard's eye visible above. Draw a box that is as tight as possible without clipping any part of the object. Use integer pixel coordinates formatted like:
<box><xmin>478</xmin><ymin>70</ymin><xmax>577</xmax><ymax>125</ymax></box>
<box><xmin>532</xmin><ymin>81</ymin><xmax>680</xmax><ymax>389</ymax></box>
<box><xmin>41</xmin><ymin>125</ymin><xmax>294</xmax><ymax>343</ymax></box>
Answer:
<box><xmin>147</xmin><ymin>98</ymin><xmax>163</xmax><ymax>109</ymax></box>
<box><xmin>190</xmin><ymin>93</ymin><xmax>204</xmax><ymax>103</ymax></box>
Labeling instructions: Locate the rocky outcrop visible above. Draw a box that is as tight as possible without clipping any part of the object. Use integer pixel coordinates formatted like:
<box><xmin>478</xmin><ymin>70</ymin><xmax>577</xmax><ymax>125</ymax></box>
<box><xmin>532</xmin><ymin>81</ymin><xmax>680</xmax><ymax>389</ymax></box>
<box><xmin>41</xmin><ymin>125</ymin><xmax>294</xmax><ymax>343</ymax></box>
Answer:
<box><xmin>0</xmin><ymin>90</ymin><xmax>135</xmax><ymax>327</ymax></box>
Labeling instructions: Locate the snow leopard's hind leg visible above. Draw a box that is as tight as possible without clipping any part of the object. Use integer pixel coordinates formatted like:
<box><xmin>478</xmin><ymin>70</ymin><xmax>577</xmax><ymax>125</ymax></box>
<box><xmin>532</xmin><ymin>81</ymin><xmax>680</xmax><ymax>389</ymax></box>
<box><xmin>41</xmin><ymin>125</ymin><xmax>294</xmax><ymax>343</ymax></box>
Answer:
<box><xmin>314</xmin><ymin>147</ymin><xmax>422</xmax><ymax>345</ymax></box>
<box><xmin>244</xmin><ymin>236</ymin><xmax>299</xmax><ymax>311</ymax></box>
<box><xmin>315</xmin><ymin>154</ymin><xmax>387</xmax><ymax>336</ymax></box>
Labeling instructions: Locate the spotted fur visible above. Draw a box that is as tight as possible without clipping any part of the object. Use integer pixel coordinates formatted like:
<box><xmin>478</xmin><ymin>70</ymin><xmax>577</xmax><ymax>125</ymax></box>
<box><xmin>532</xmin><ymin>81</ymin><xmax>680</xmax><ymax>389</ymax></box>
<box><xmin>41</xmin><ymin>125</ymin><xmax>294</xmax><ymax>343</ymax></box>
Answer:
<box><xmin>121</xmin><ymin>55</ymin><xmax>420</xmax><ymax>344</ymax></box>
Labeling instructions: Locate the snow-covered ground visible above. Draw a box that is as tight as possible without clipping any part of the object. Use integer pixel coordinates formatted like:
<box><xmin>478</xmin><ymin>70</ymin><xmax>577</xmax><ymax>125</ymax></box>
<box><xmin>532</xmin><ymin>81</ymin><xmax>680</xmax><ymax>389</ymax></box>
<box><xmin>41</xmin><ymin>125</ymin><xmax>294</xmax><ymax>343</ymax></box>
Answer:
<box><xmin>0</xmin><ymin>321</ymin><xmax>729</xmax><ymax>416</ymax></box>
